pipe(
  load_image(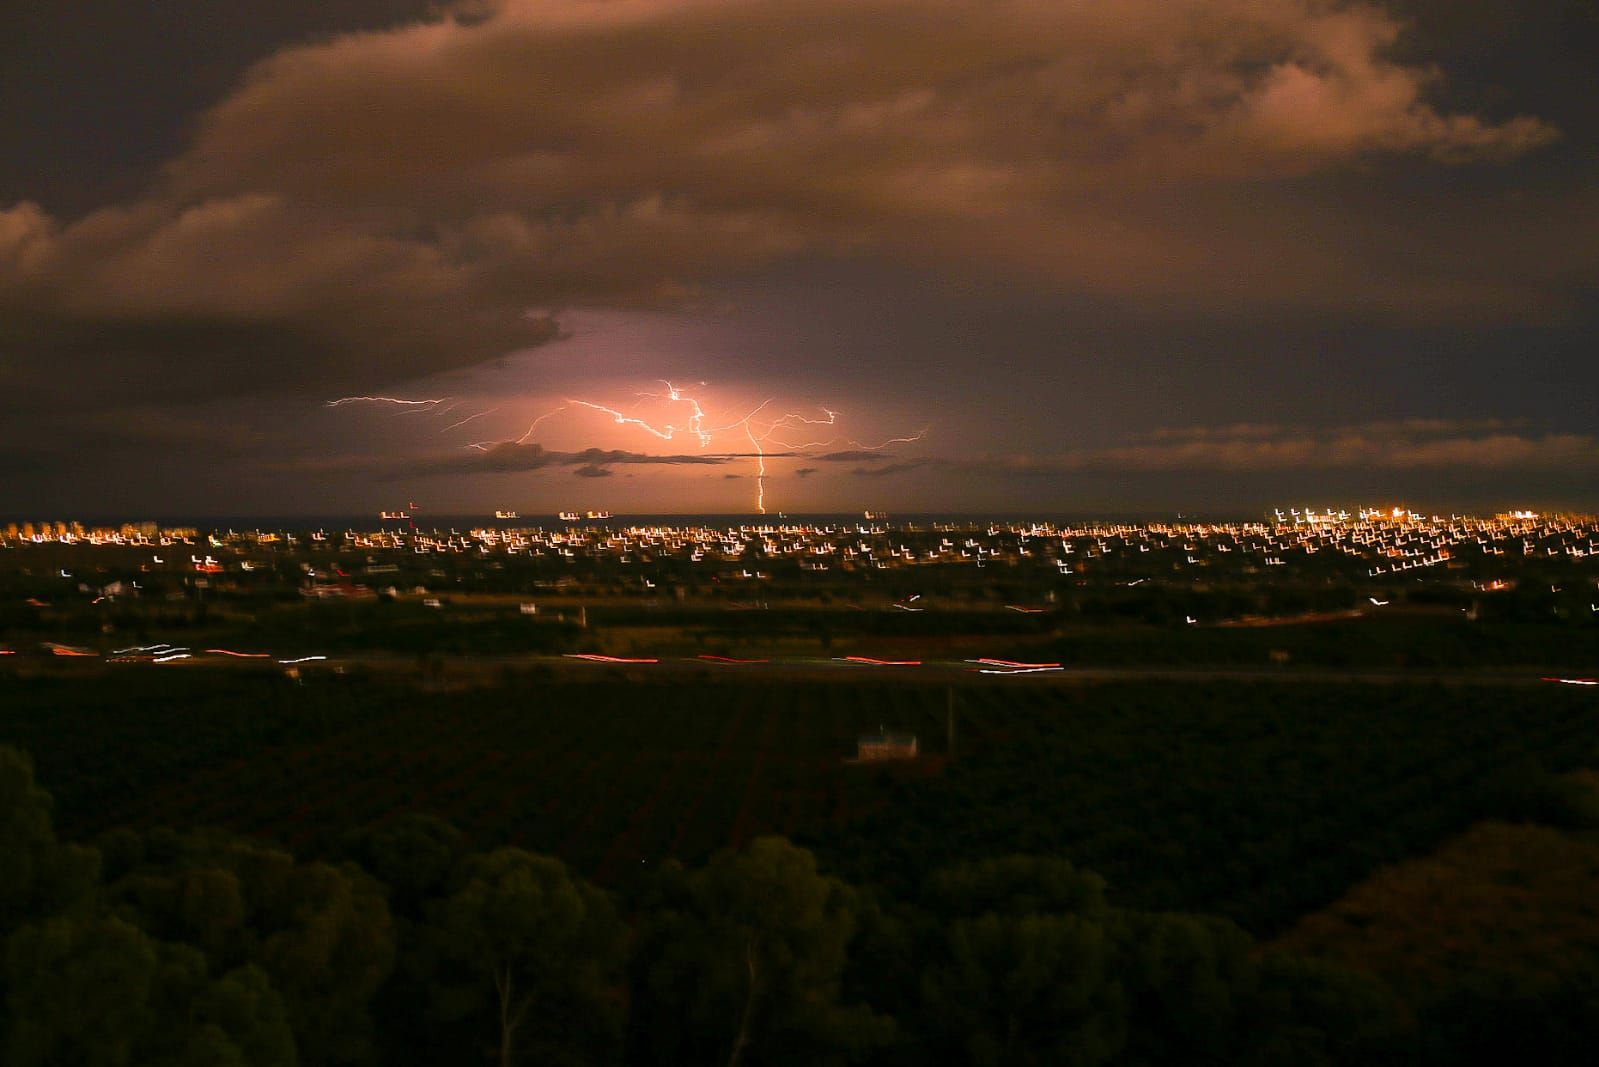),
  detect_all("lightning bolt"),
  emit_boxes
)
[558,383,924,514]
[850,428,930,449]
[327,382,926,514]
[326,396,448,408]
[566,399,682,441]
[439,407,499,433]
[515,404,568,444]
